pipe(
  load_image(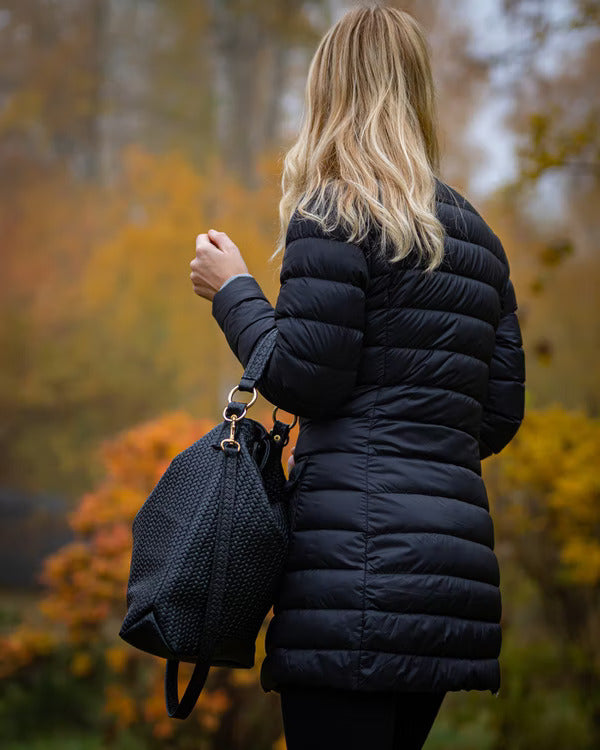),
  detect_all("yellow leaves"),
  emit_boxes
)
[231,666,260,687]
[519,102,600,182]
[529,112,551,150]
[70,650,94,677]
[549,424,600,583]
[561,539,600,585]
[104,685,137,729]
[491,405,600,586]
[533,338,554,367]
[78,144,284,413]
[2,144,286,493]
[538,239,574,268]
[0,626,56,679]
[105,645,129,675]
[0,87,44,135]
[499,406,589,490]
